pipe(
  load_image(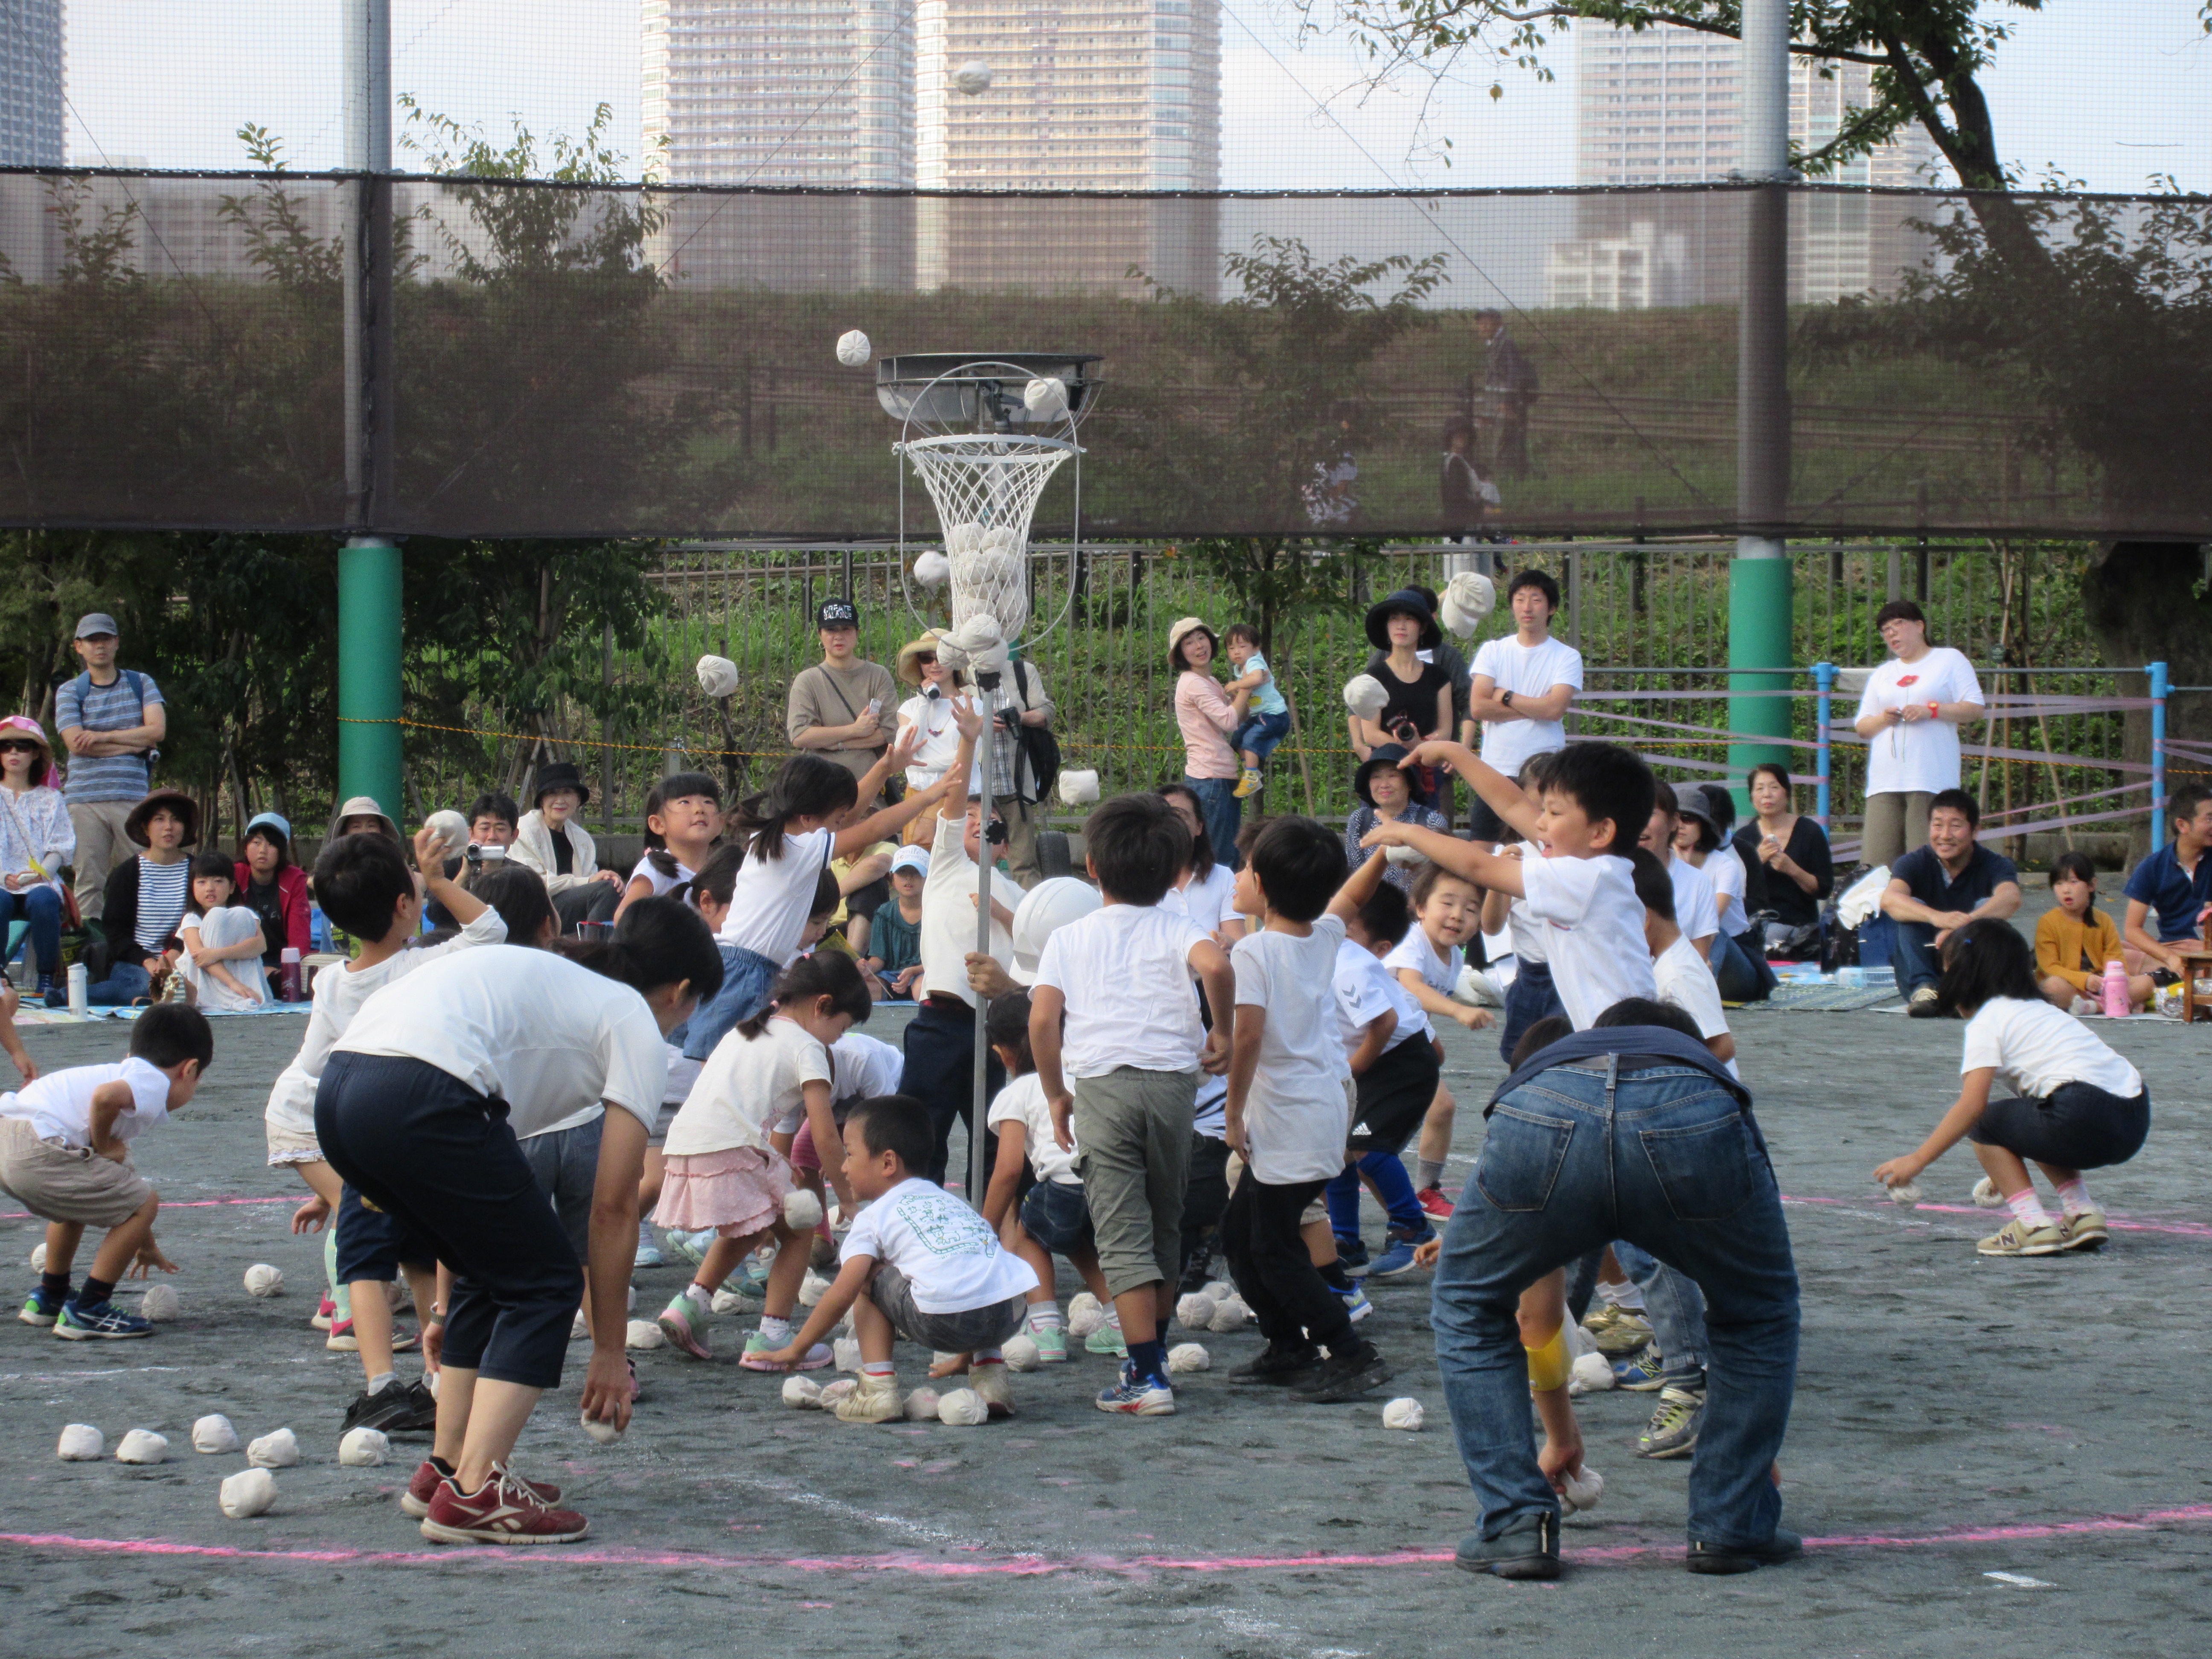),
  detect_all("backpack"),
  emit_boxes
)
[1011,660,1060,800]
[65,669,156,782]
